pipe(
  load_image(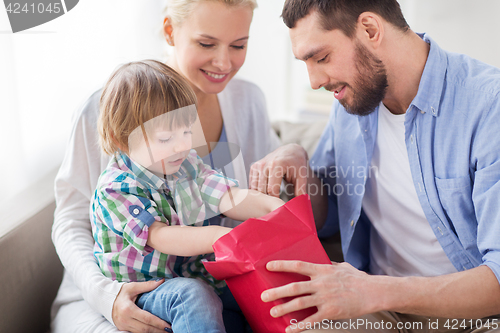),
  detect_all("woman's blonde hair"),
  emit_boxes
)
[164,0,258,26]
[98,60,197,155]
